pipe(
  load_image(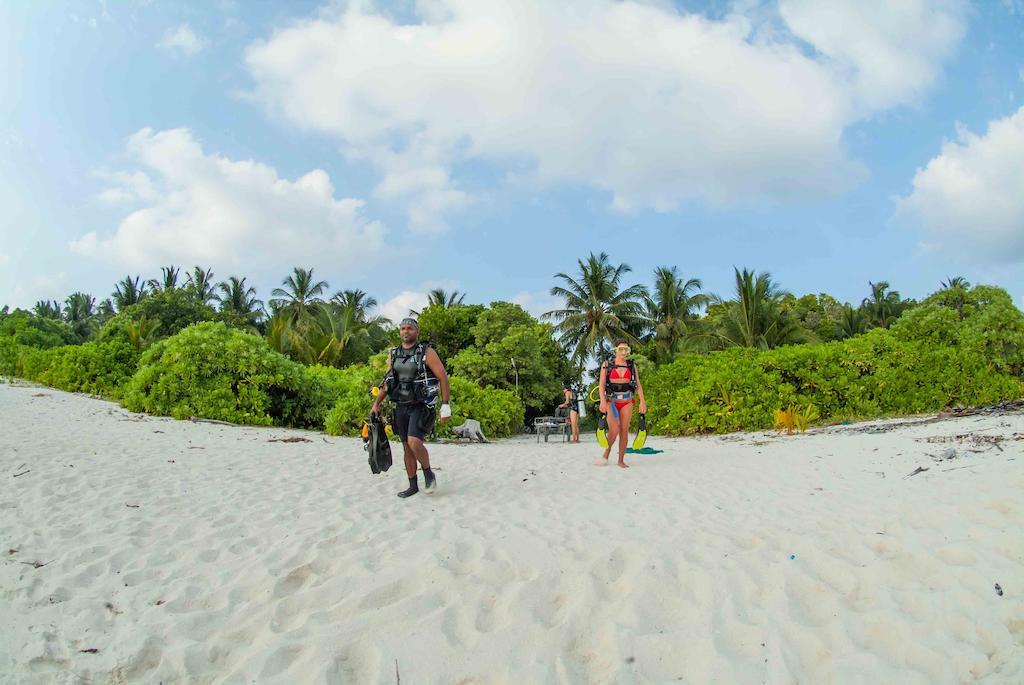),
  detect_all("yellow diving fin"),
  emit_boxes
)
[631,413,647,450]
[596,413,609,448]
